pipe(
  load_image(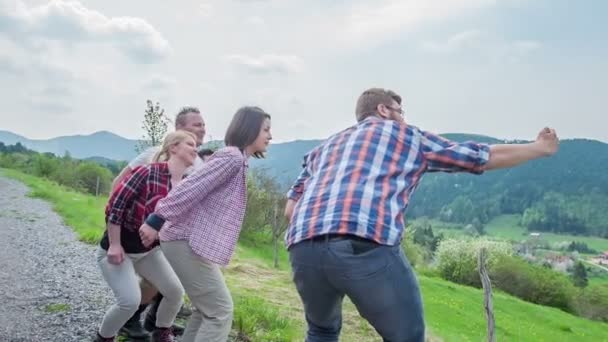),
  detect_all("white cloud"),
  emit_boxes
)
[199,2,214,17]
[0,50,76,85]
[27,97,73,114]
[225,54,303,75]
[422,30,483,52]
[338,0,493,47]
[422,30,541,63]
[142,75,177,91]
[37,84,72,97]
[0,0,171,63]
[497,40,541,63]
[0,53,23,75]
[232,0,272,3]
[511,40,541,54]
[246,15,265,26]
